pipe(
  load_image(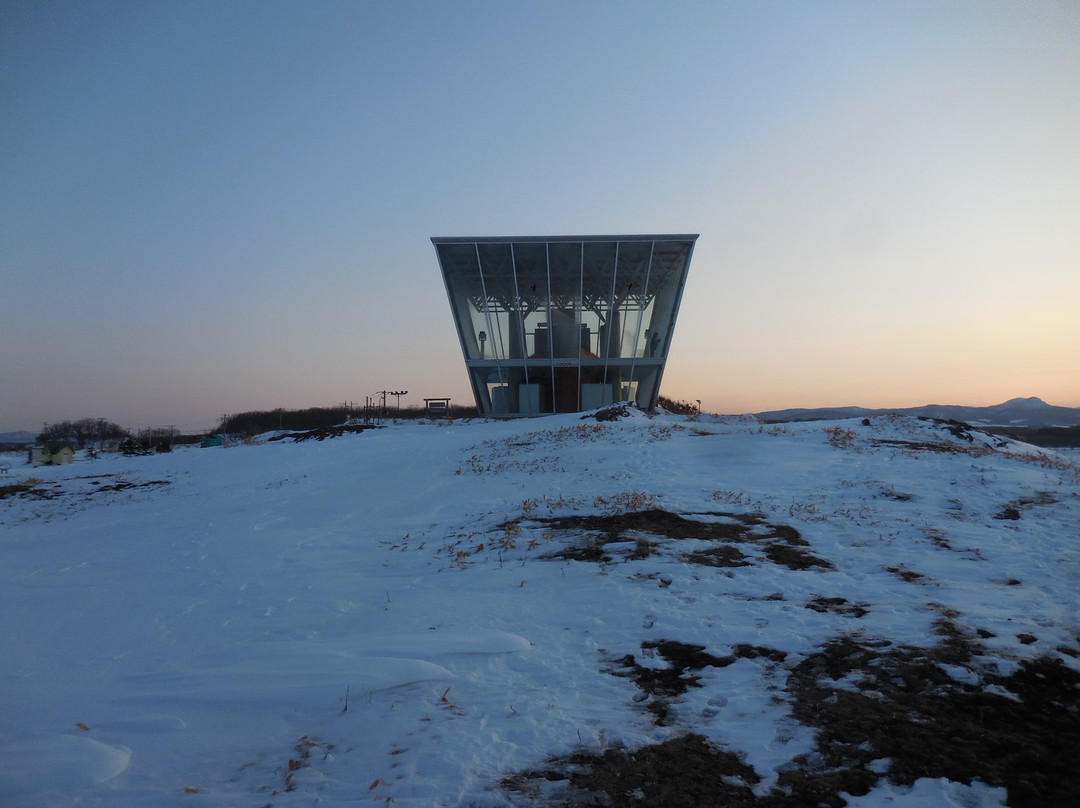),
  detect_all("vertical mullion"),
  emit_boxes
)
[545,242,555,413]
[576,240,584,411]
[626,240,655,400]
[474,243,504,413]
[602,241,620,388]
[510,243,529,388]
